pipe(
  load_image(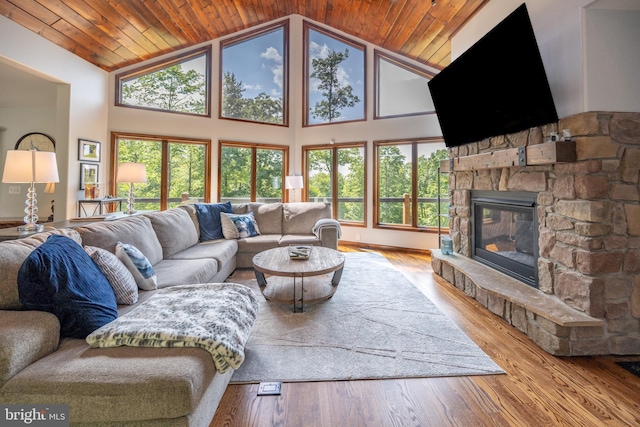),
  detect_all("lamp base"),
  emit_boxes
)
[17,223,44,232]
